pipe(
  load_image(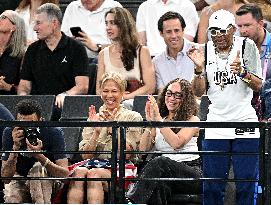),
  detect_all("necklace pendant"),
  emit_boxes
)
[219,81,225,91]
